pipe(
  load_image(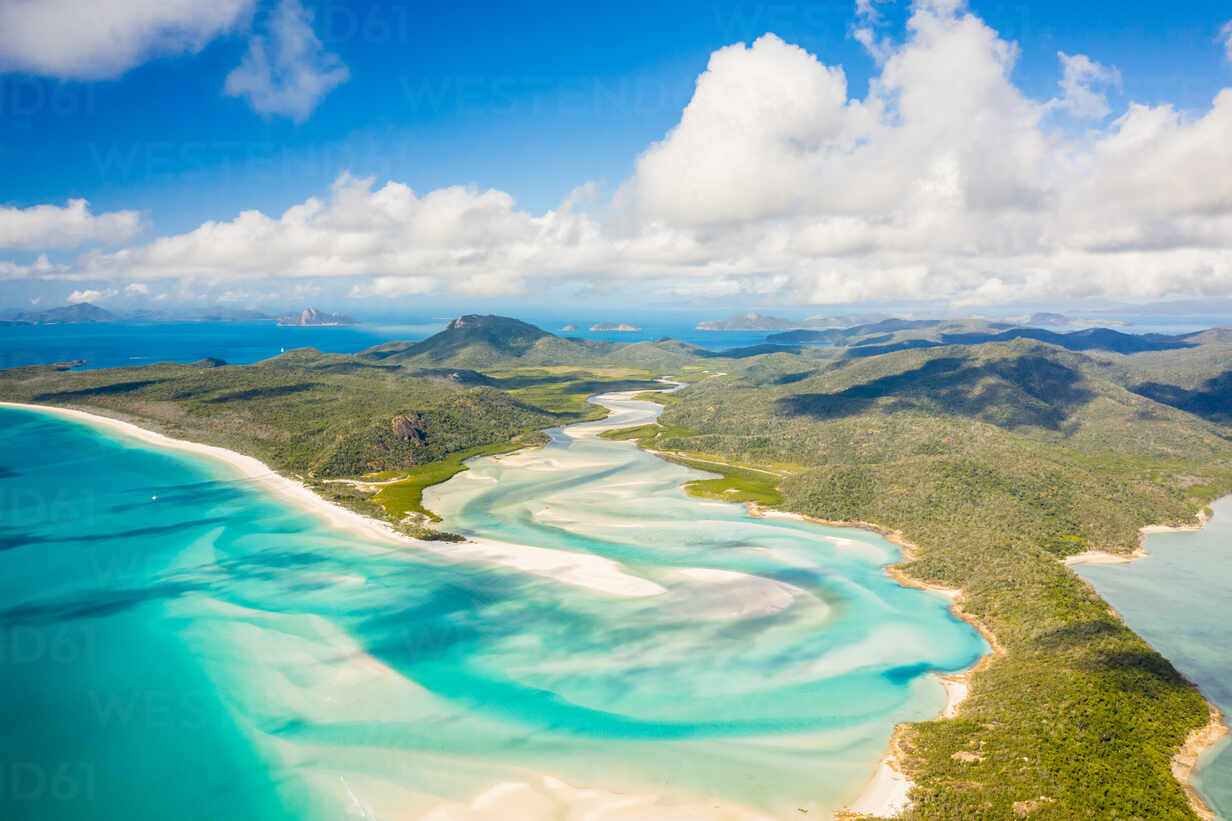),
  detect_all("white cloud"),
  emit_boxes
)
[1221,21,1232,63]
[224,0,349,122]
[12,2,1232,307]
[0,0,254,79]
[852,0,895,64]
[349,276,439,299]
[124,282,150,295]
[66,288,115,304]
[0,199,142,251]
[1053,52,1121,120]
